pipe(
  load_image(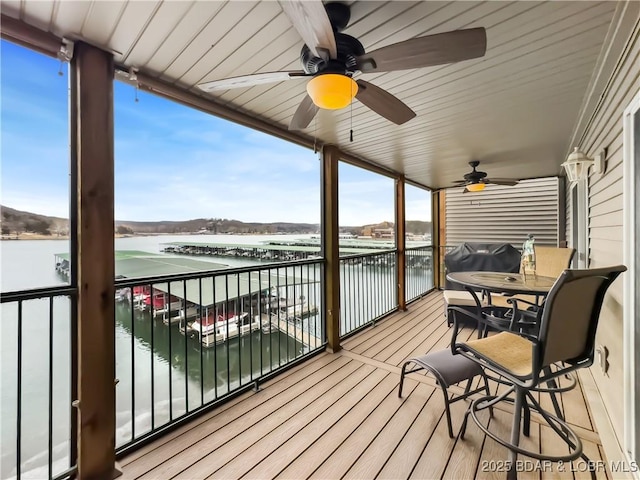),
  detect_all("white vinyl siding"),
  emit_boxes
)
[445,177,561,247]
[568,1,639,452]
